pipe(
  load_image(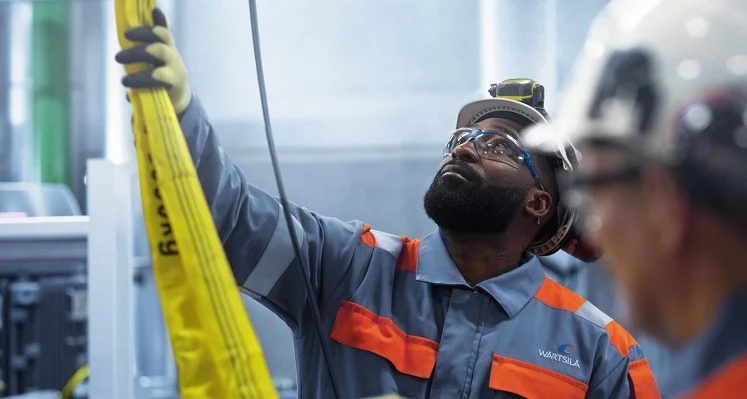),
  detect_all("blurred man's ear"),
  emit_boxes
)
[643,167,687,257]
